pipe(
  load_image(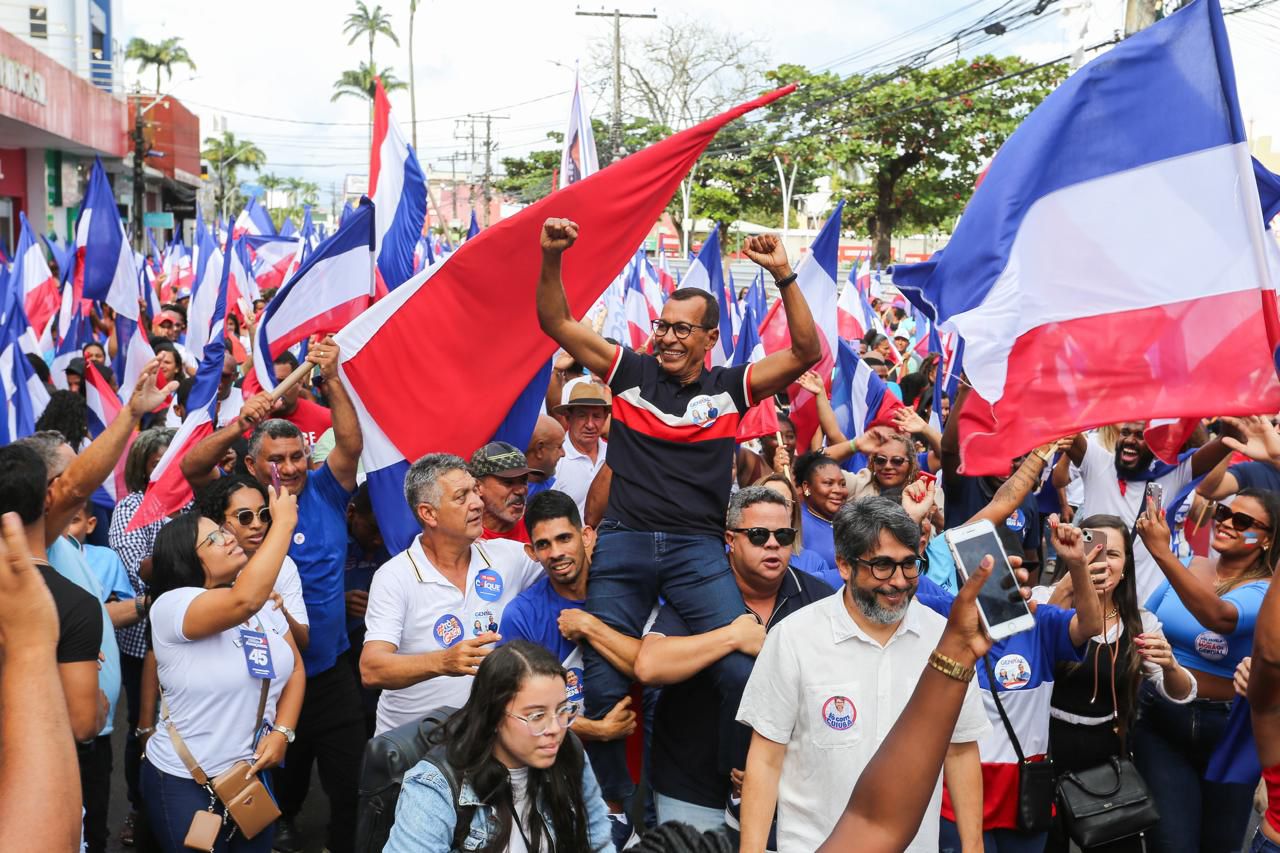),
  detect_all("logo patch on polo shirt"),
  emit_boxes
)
[822,696,856,731]
[995,653,1032,689]
[474,569,504,602]
[433,614,464,648]
[686,394,721,428]
[1195,631,1229,662]
[565,667,584,702]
